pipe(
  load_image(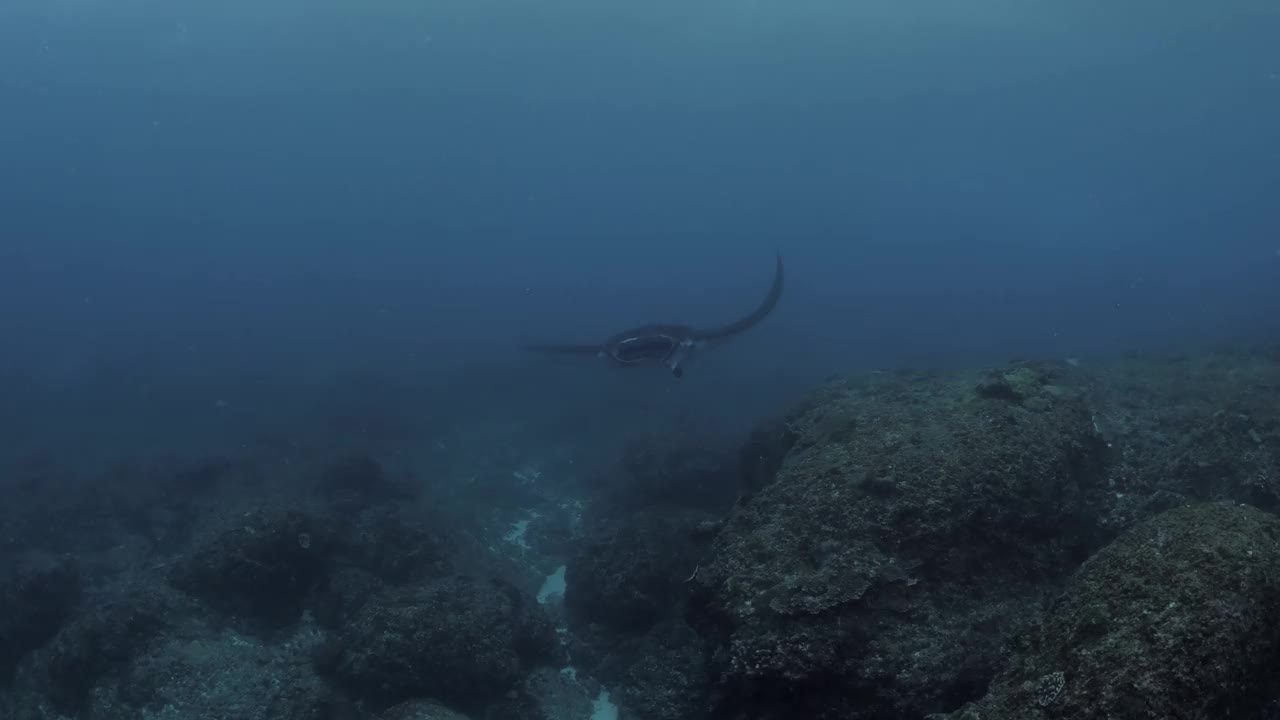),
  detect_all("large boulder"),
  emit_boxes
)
[1085,351,1280,527]
[339,508,454,585]
[114,624,344,720]
[168,510,337,628]
[39,587,173,714]
[940,501,1280,719]
[691,363,1108,719]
